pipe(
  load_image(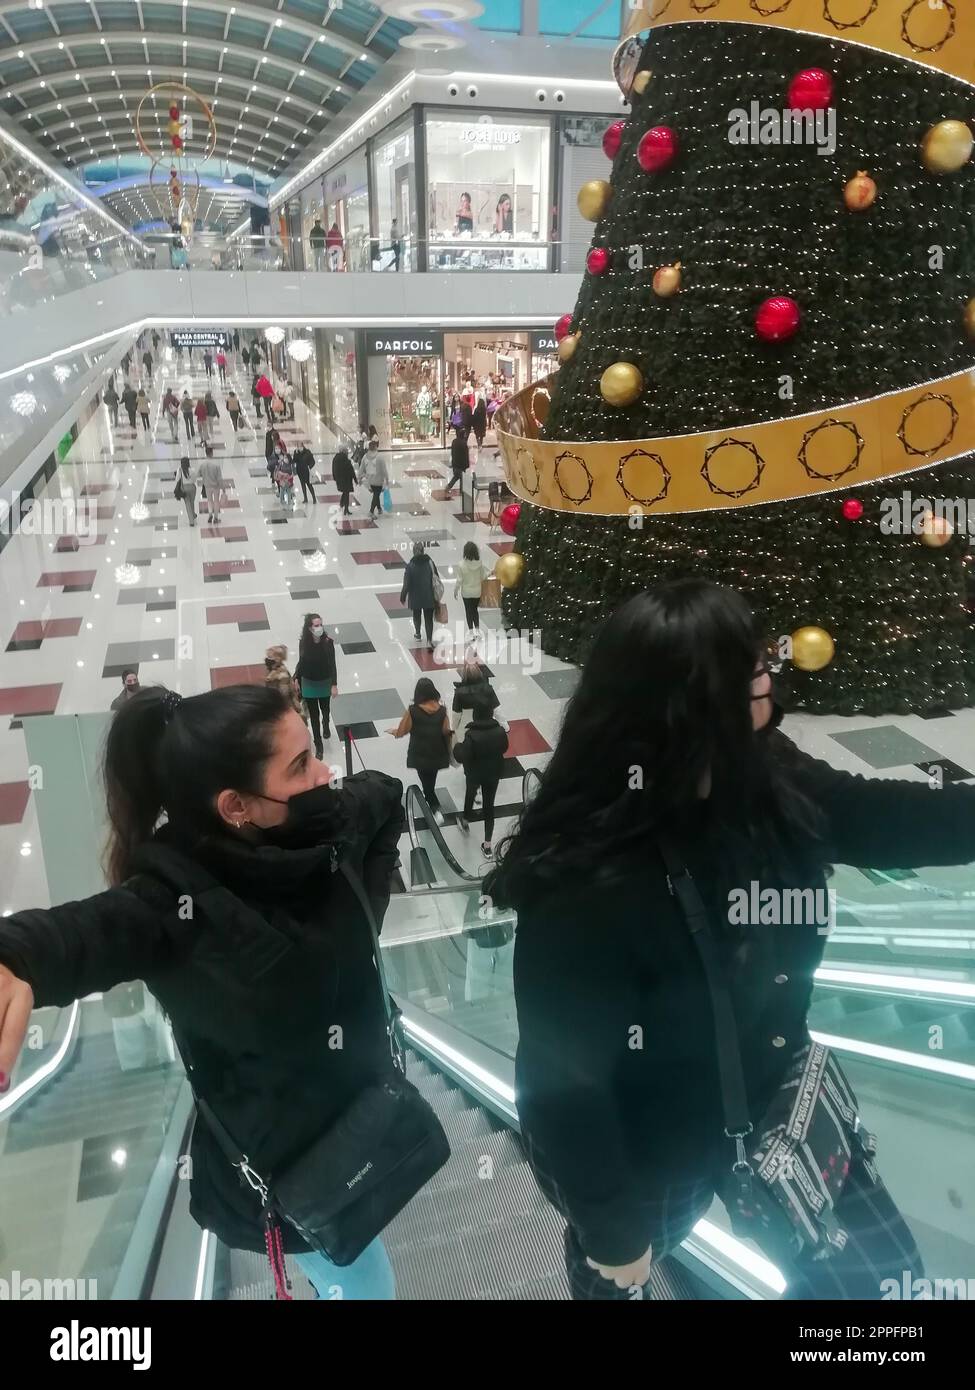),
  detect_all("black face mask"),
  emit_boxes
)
[260,782,347,850]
